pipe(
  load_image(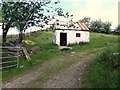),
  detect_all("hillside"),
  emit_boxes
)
[2,31,119,88]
